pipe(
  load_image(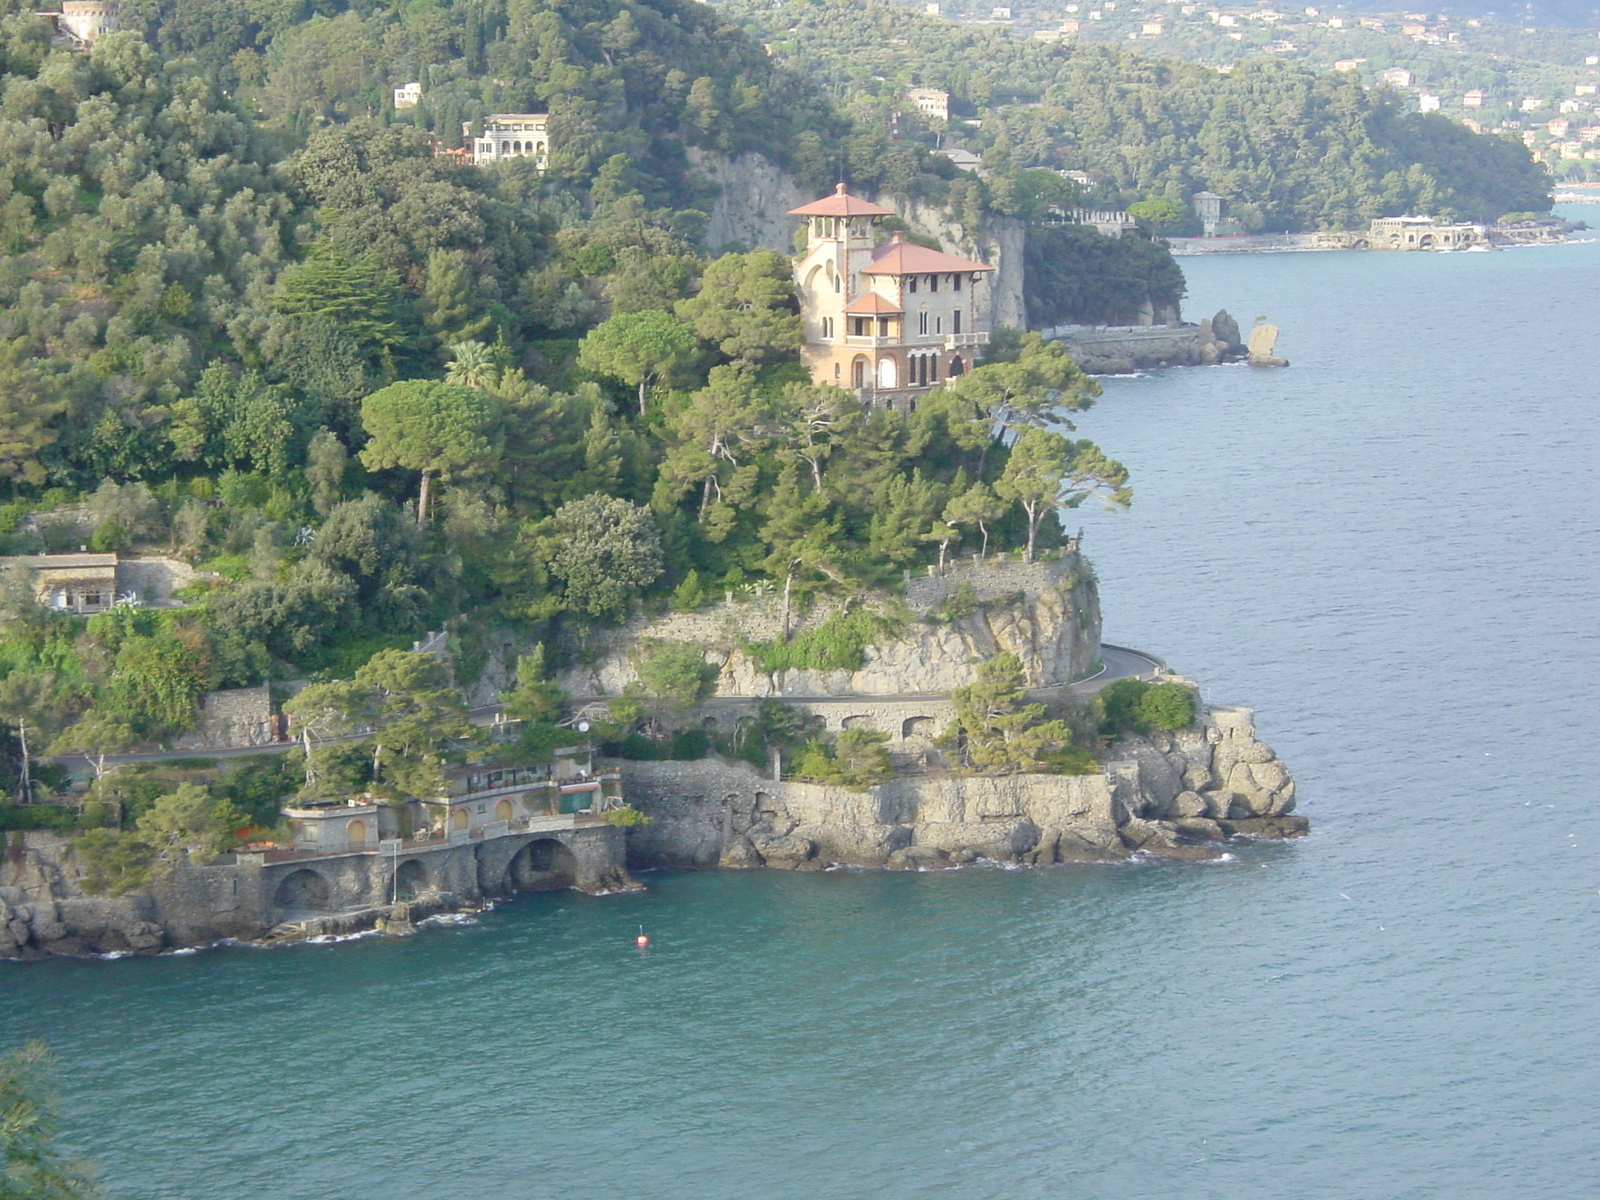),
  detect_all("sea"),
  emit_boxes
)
[2,218,1597,1200]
